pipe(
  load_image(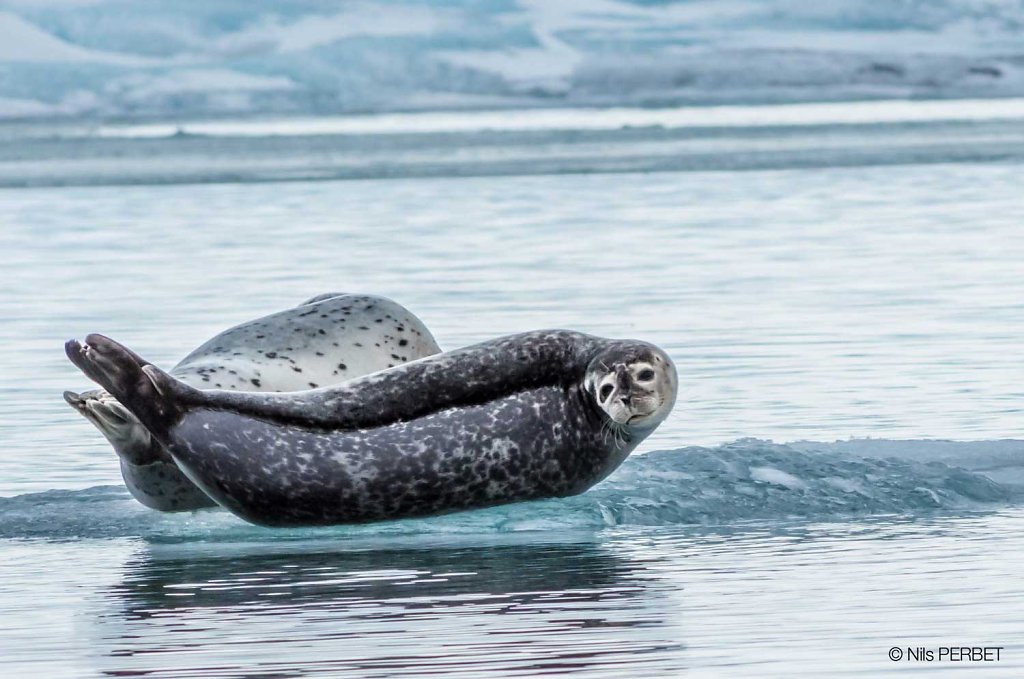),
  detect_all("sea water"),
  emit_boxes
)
[1,104,1022,677]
